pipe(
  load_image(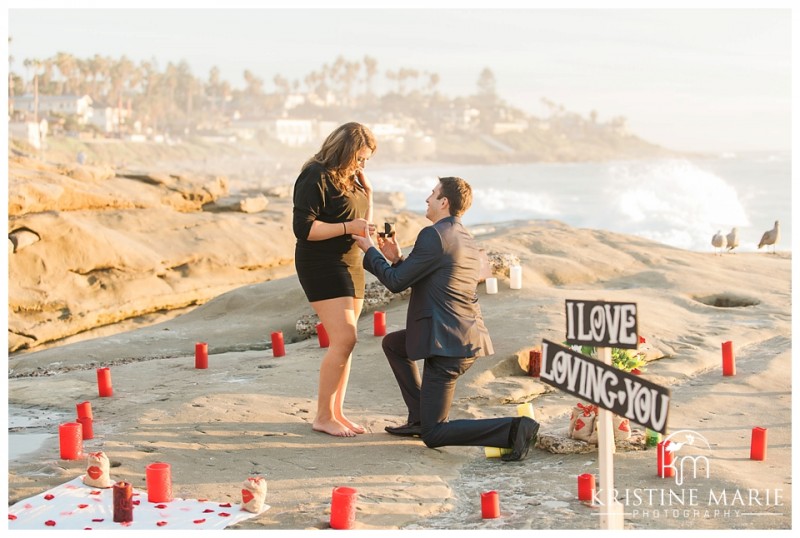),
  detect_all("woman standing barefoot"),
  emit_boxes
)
[292,122,376,437]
